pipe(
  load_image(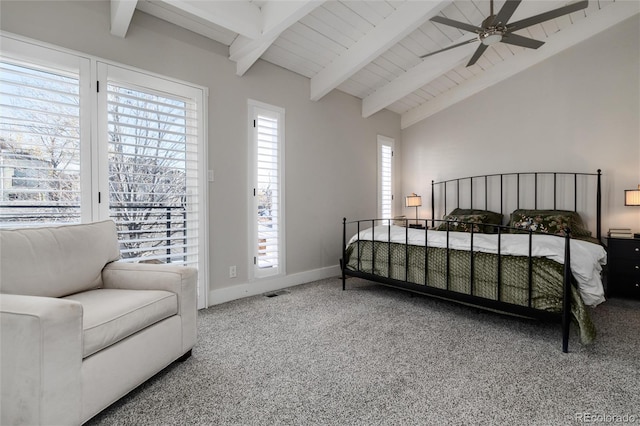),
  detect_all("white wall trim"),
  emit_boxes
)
[208,264,341,306]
